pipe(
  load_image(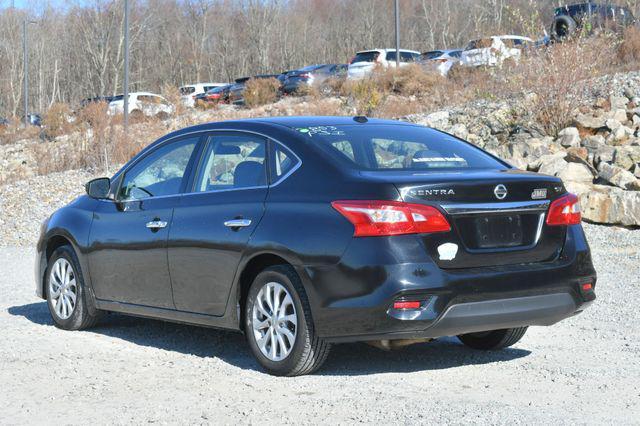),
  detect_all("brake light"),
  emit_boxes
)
[393,301,421,310]
[298,73,311,78]
[546,193,581,226]
[332,200,450,237]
